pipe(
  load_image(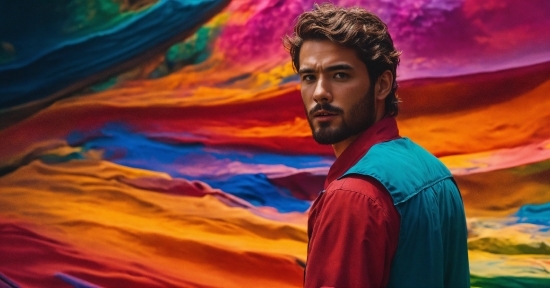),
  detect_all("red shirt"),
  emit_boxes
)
[305,117,401,288]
